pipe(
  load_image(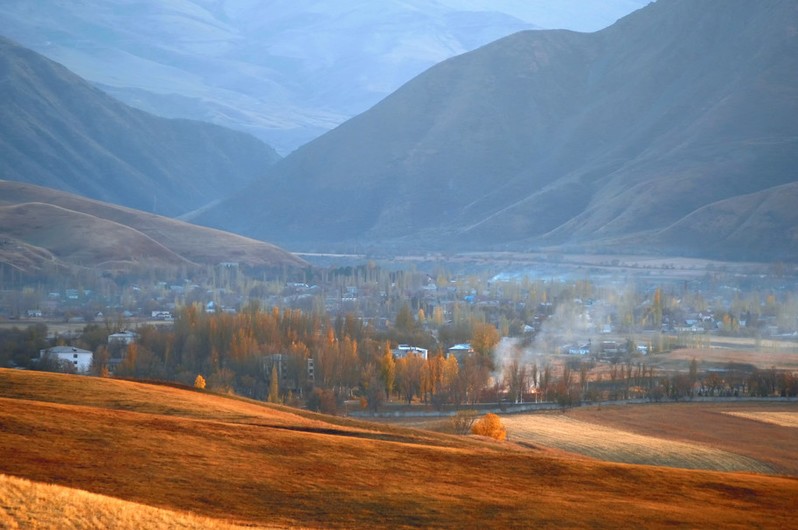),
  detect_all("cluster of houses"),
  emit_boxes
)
[38,329,139,374]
